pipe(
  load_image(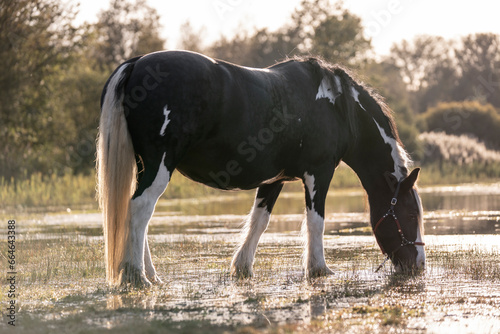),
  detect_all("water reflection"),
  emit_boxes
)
[154,184,500,235]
